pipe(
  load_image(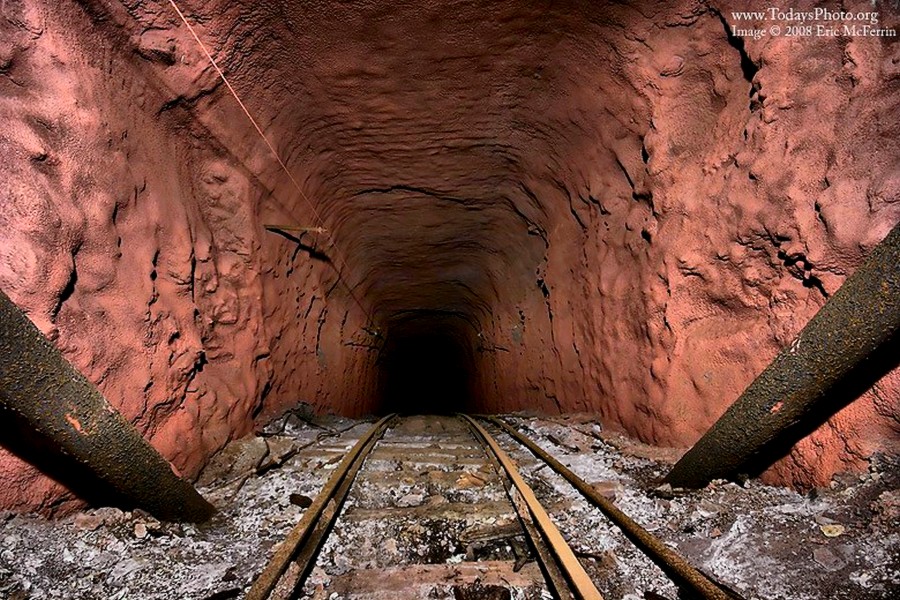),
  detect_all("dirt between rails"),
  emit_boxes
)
[0,412,896,599]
